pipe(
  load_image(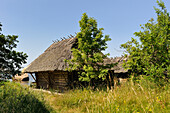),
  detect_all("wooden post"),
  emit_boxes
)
[30,73,36,81]
[48,74,51,89]
[108,71,112,88]
[47,72,55,89]
[35,73,39,88]
[110,70,114,89]
[106,77,110,91]
[110,71,117,88]
[41,73,50,89]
